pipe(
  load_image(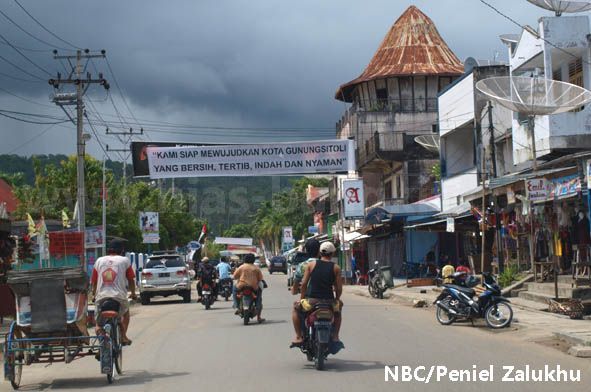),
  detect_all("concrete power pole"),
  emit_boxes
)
[49,49,110,269]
